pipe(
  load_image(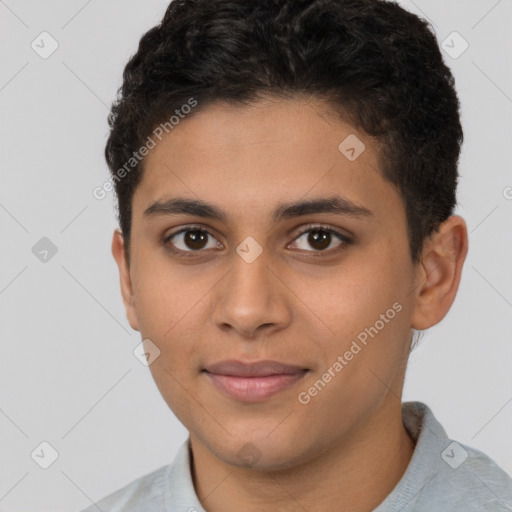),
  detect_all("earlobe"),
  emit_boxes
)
[111,229,139,332]
[411,216,468,330]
